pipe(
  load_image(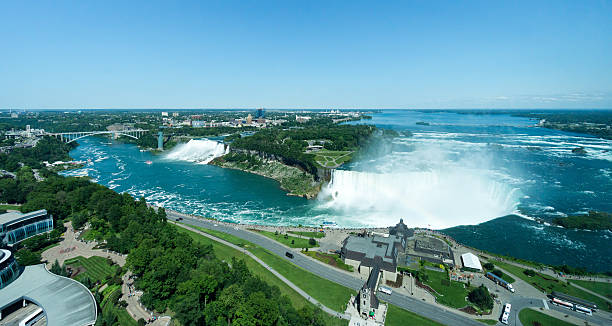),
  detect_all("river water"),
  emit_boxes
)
[61,110,612,271]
